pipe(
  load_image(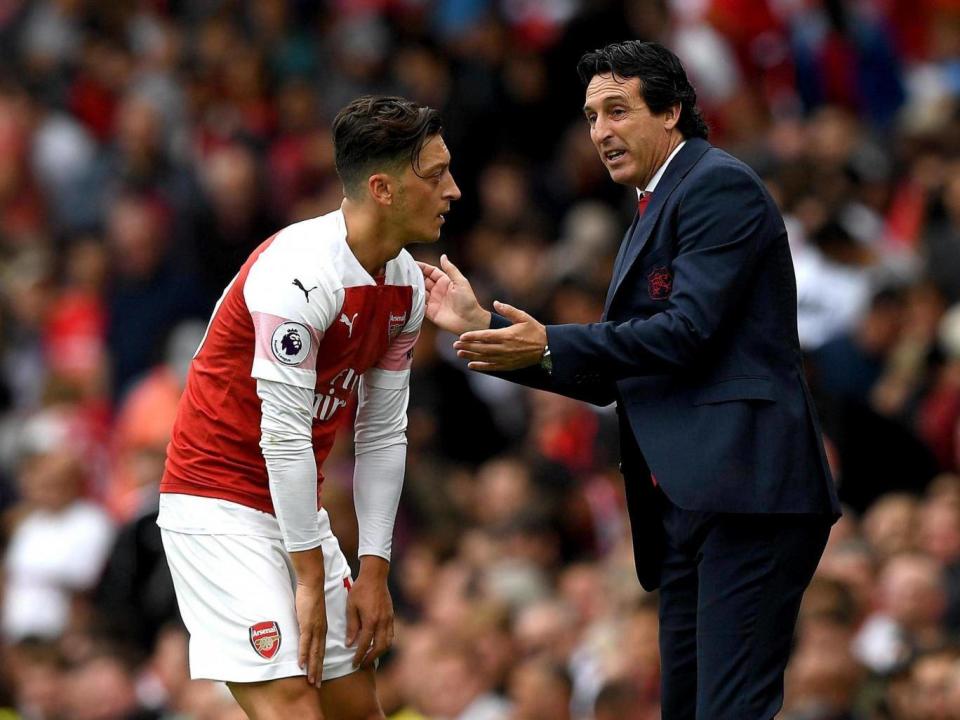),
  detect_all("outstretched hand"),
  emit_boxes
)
[454,300,547,372]
[417,254,491,335]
